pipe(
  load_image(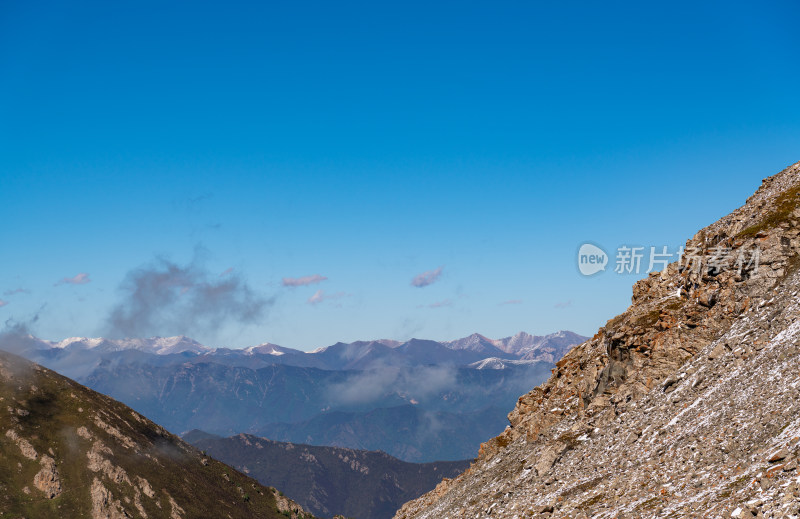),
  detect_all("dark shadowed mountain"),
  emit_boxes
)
[187,431,471,519]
